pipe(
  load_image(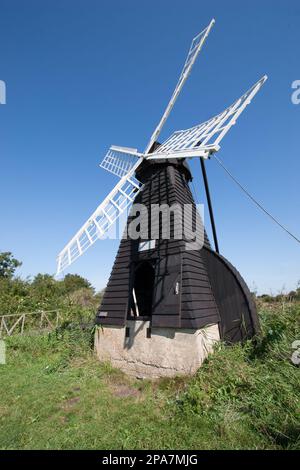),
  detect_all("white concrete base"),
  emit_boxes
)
[94,320,220,379]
